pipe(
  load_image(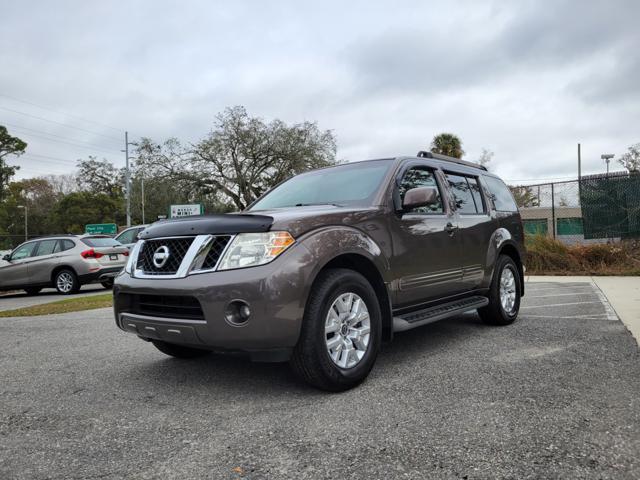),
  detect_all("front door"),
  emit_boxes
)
[0,242,37,288]
[389,165,462,308]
